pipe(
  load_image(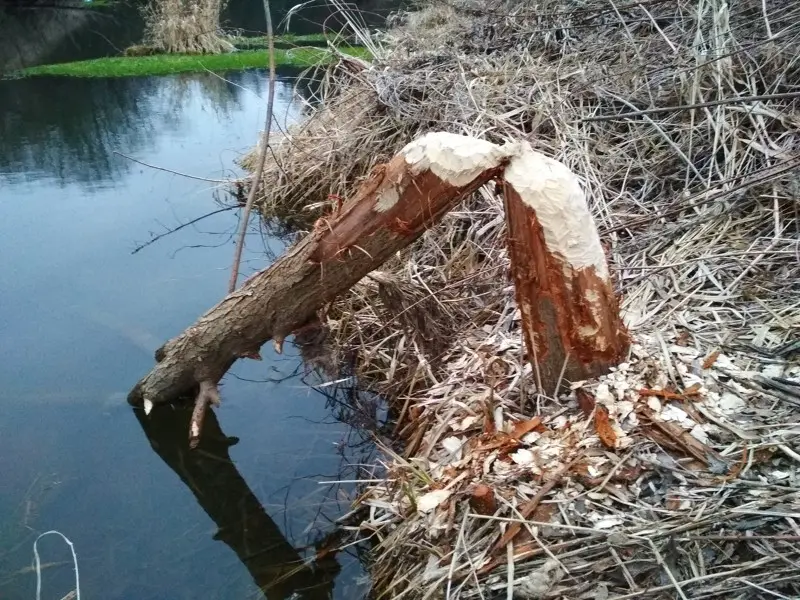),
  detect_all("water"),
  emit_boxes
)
[0,70,376,599]
[0,0,404,72]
